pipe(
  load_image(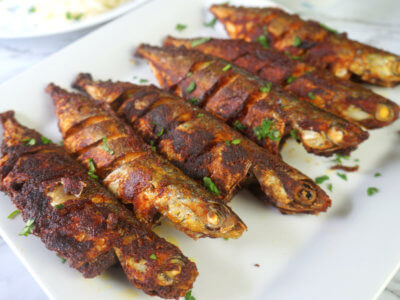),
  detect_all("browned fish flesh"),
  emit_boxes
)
[46,84,246,240]
[135,44,369,157]
[164,36,399,129]
[0,111,198,299]
[72,73,332,214]
[210,4,400,87]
